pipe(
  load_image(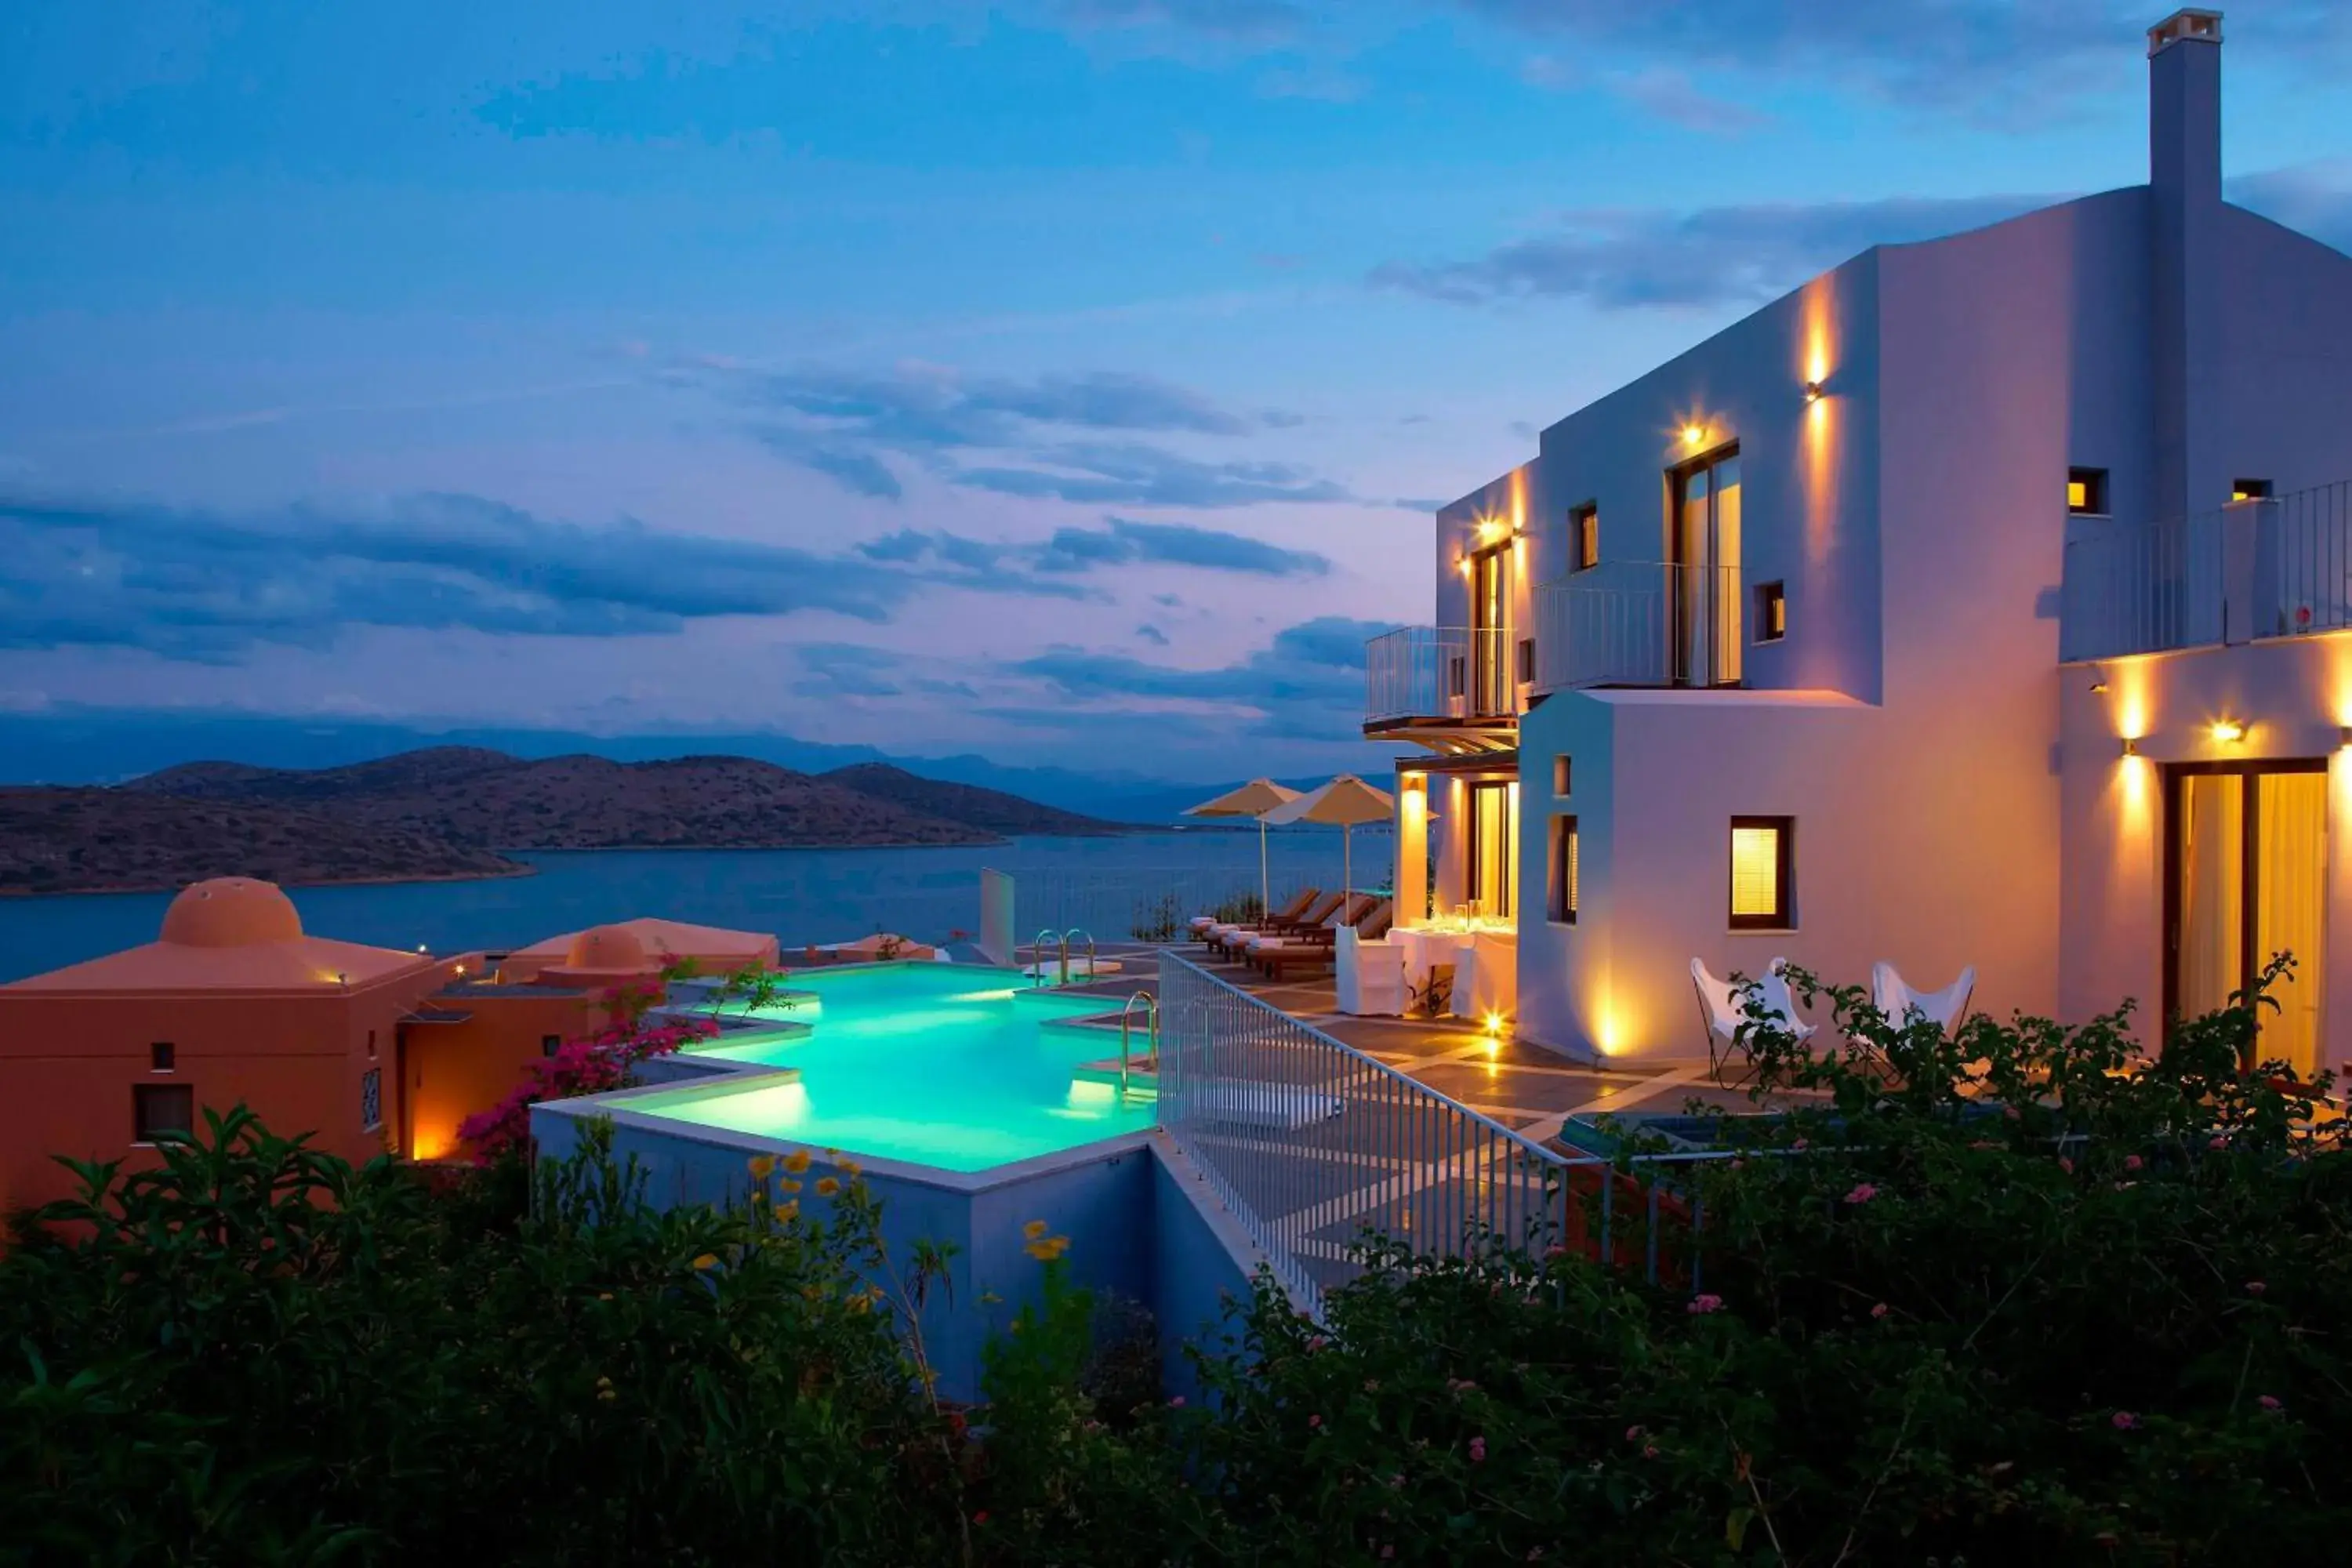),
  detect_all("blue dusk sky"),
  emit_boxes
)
[5,1,2352,782]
